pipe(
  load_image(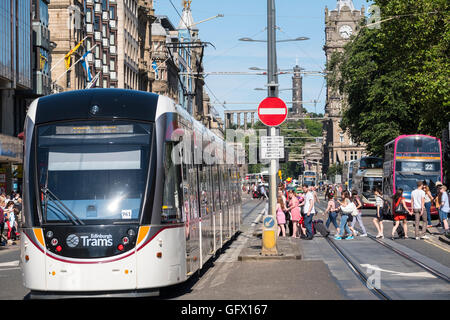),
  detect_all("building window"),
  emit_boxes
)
[109,33,115,45]
[102,51,107,64]
[102,23,107,37]
[66,70,71,88]
[103,78,108,88]
[339,133,344,143]
[94,15,100,31]
[86,9,92,23]
[94,46,100,59]
[110,58,115,71]
[109,6,115,19]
